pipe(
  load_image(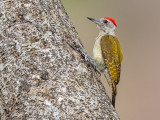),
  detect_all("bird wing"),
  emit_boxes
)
[100,35,123,84]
